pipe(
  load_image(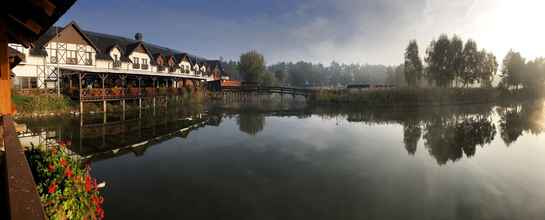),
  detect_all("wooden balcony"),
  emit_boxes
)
[113,60,122,68]
[77,87,188,100]
[132,63,140,69]
[141,64,149,70]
